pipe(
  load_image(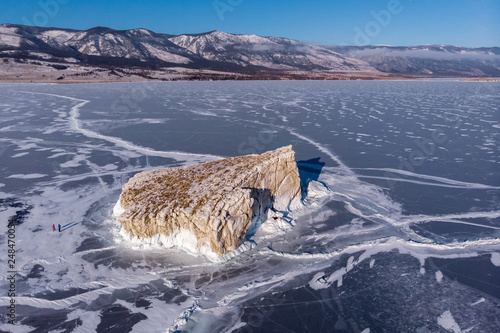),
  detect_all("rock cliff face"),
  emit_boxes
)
[115,146,301,257]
